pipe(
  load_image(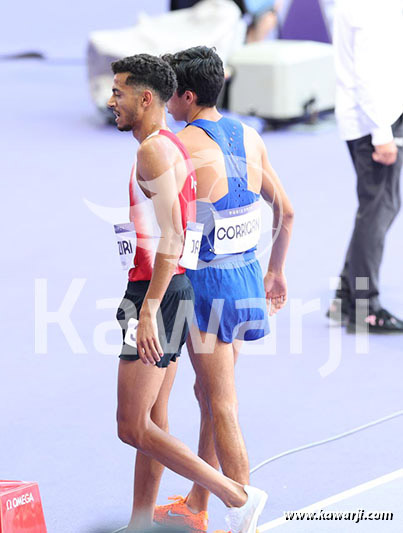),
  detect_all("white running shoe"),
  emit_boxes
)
[225,485,268,533]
